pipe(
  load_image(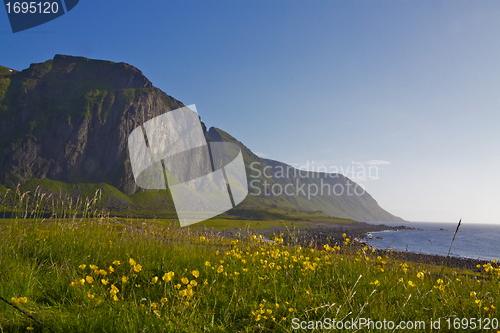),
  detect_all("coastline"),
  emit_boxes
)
[370,249,491,272]
[216,221,494,271]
